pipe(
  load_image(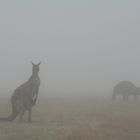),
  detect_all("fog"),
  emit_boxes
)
[0,1,140,97]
